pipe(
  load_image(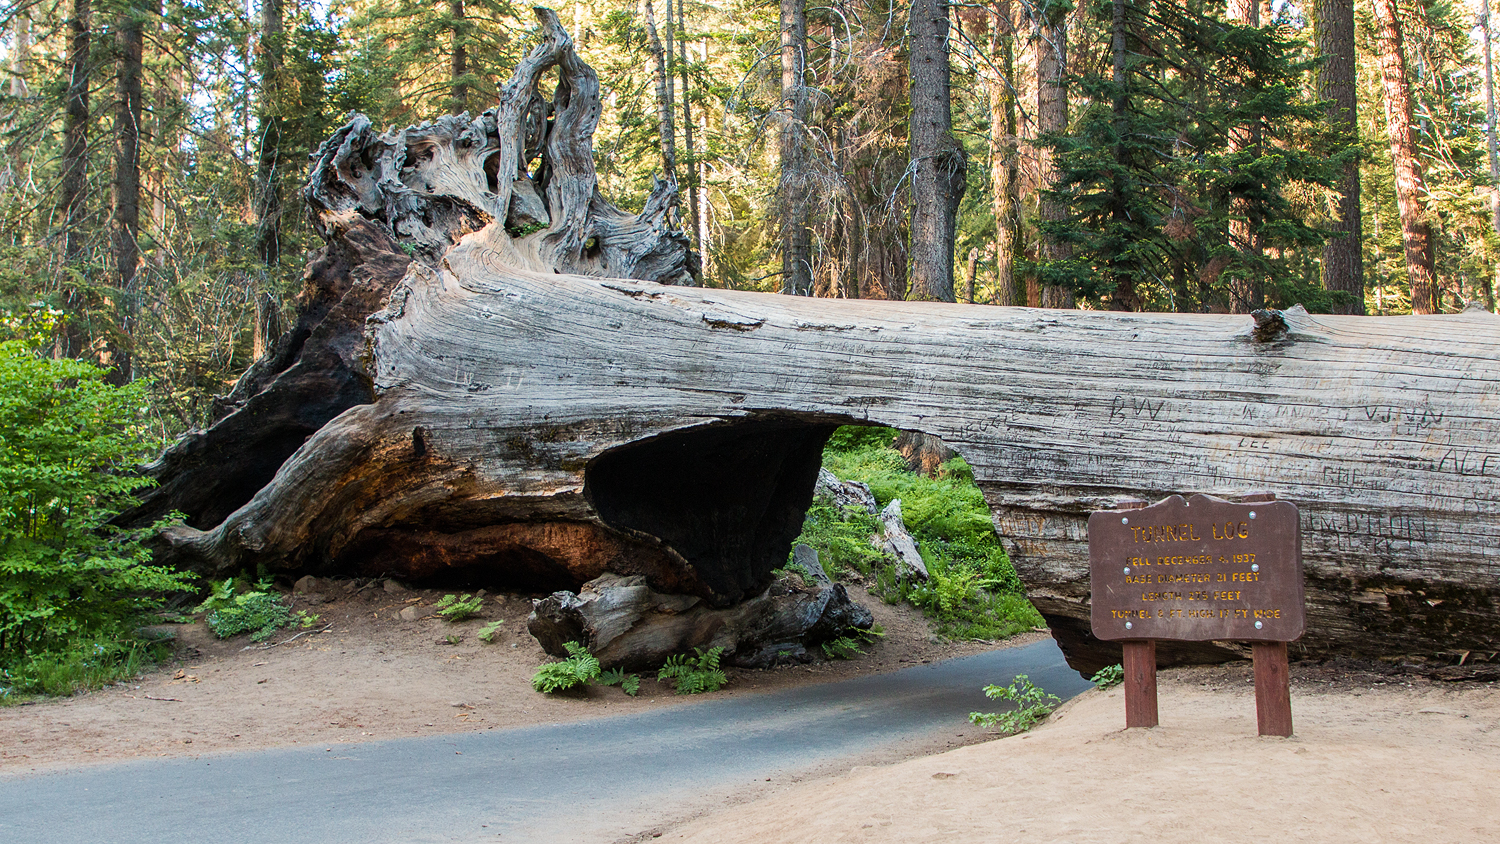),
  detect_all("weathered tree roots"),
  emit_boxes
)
[528,573,873,670]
